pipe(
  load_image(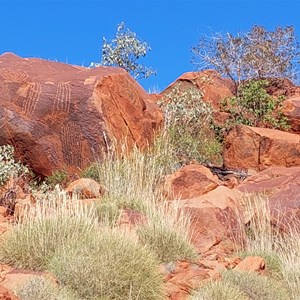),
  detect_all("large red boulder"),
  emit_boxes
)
[176,186,244,255]
[163,164,219,200]
[237,166,300,229]
[224,125,300,171]
[0,53,163,176]
[282,96,300,133]
[161,70,235,109]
